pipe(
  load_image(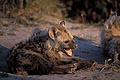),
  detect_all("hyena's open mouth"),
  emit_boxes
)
[64,48,72,56]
